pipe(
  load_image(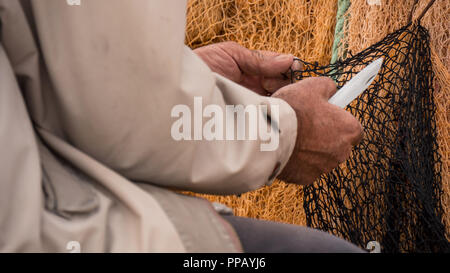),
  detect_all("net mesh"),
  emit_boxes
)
[339,0,450,243]
[186,0,337,66]
[295,22,448,253]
